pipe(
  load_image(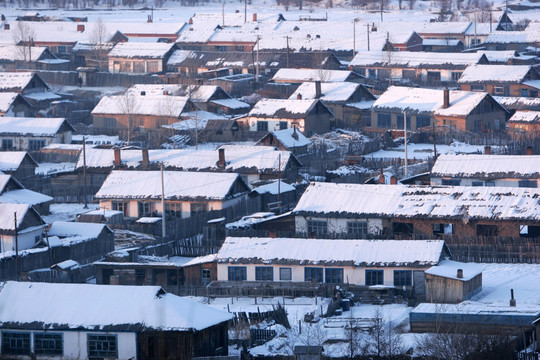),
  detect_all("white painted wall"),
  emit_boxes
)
[0,227,42,253]
[246,116,305,133]
[295,216,383,237]
[431,176,540,187]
